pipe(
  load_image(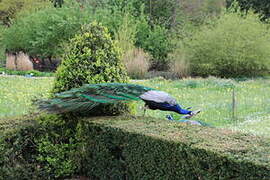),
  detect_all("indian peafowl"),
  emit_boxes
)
[37,83,200,118]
